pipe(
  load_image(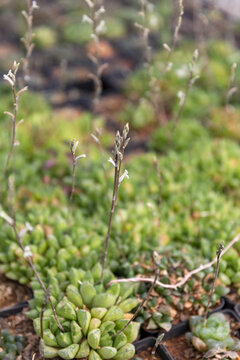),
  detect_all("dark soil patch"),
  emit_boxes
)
[225,289,240,305]
[135,348,161,359]
[0,274,31,309]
